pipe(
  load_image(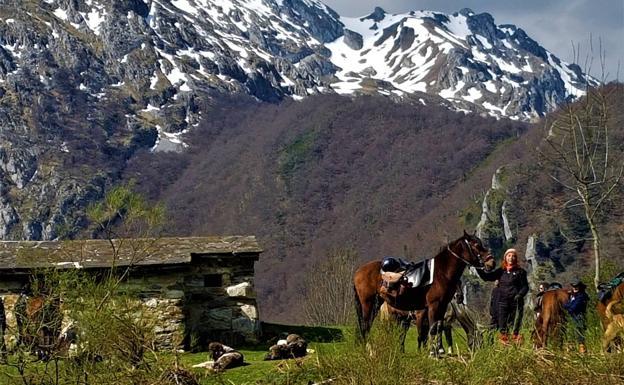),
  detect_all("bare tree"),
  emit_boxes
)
[302,248,359,326]
[540,85,624,289]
